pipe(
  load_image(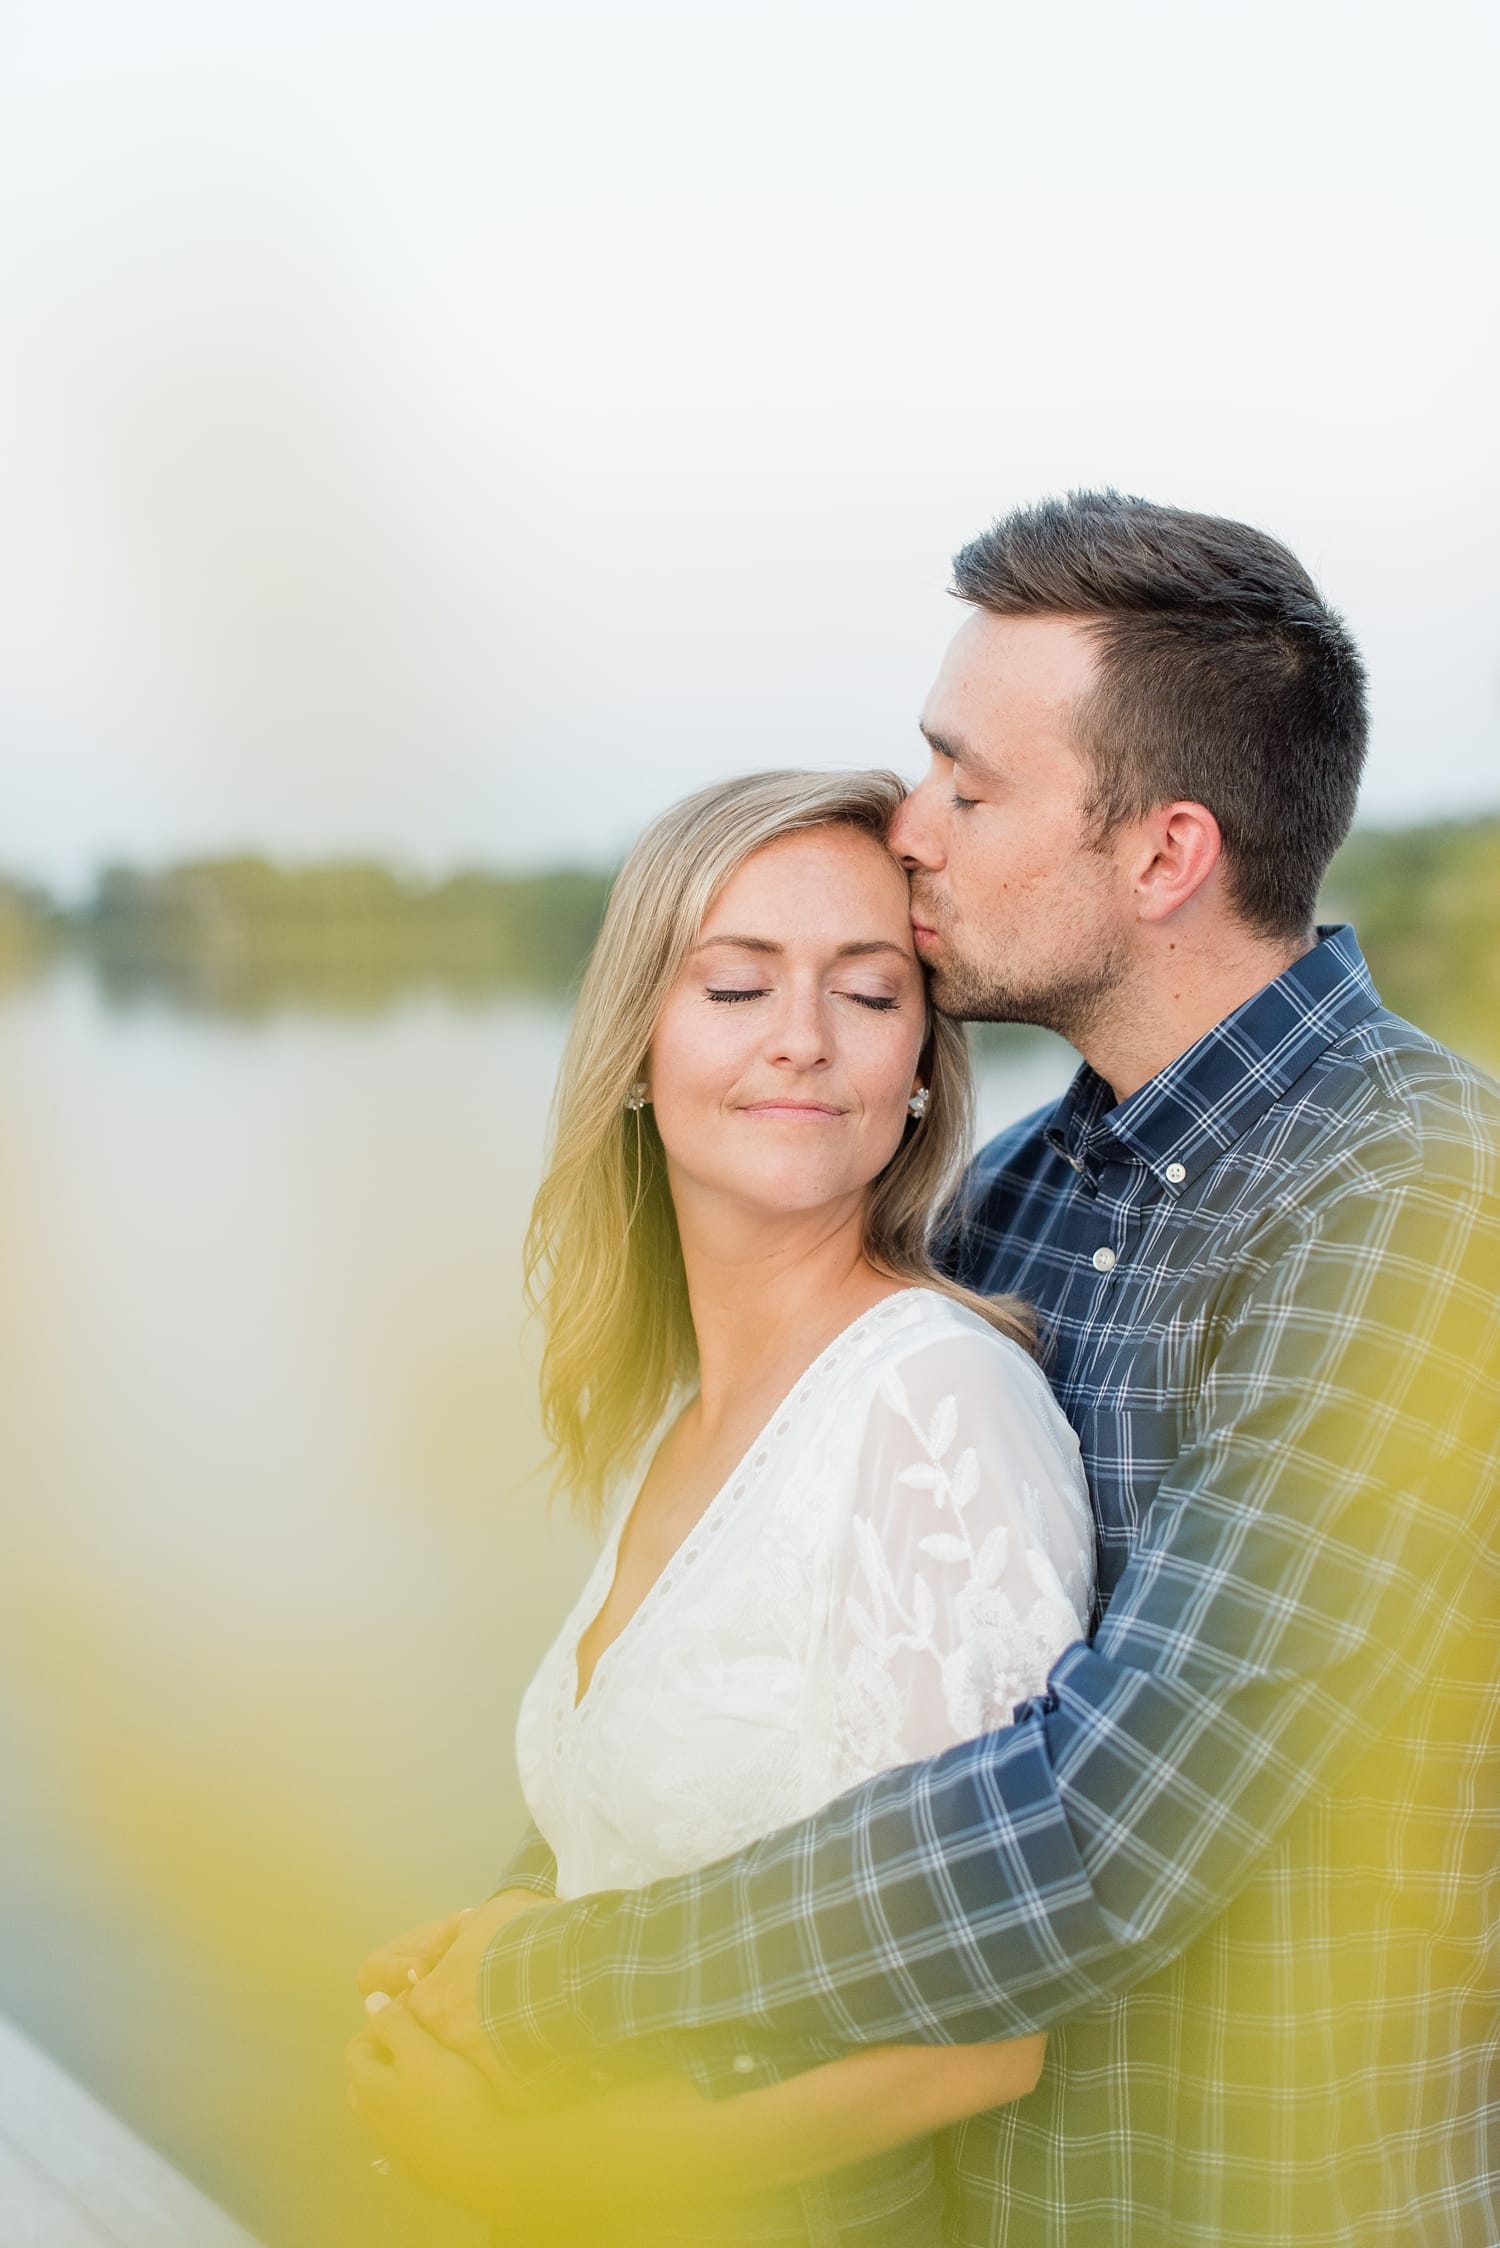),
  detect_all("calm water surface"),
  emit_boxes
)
[0,961,1075,2248]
